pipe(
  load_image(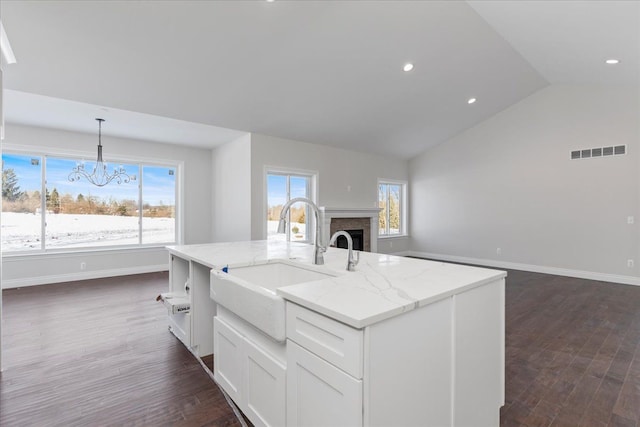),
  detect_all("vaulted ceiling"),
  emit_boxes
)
[2,1,638,159]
